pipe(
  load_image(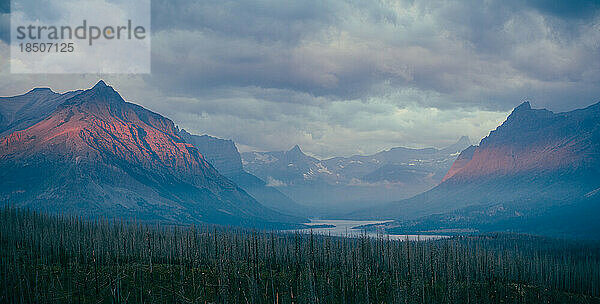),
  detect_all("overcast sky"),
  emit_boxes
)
[1,0,599,158]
